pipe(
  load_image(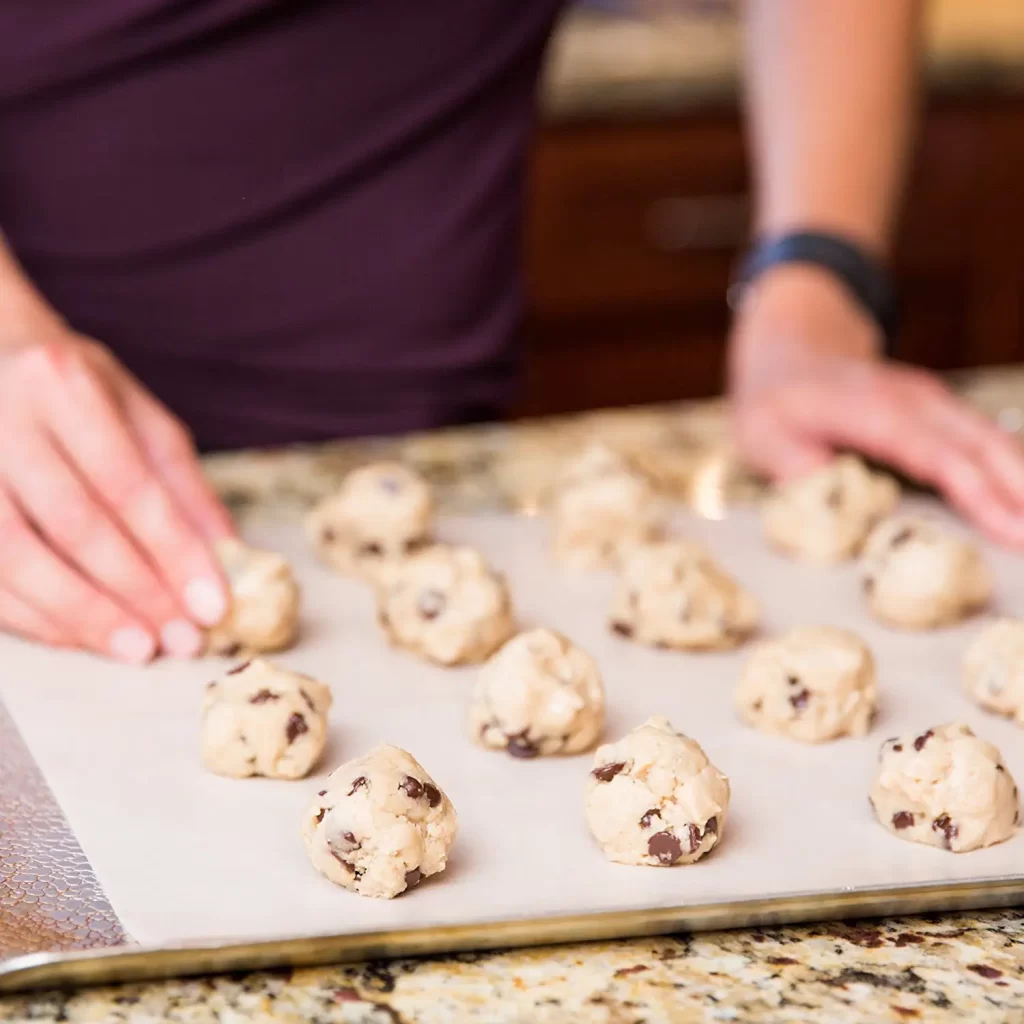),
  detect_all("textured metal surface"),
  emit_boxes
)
[0,700,126,958]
